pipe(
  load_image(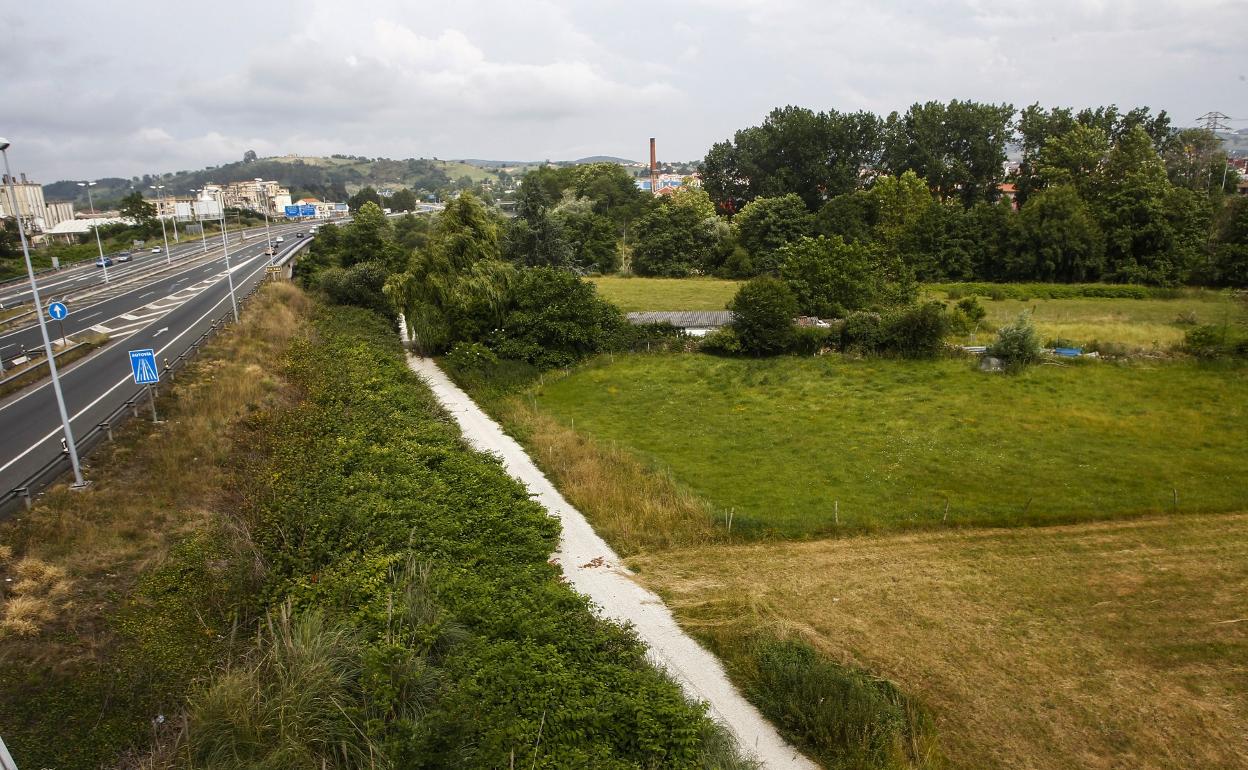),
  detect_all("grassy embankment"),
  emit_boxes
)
[450,297,1248,768]
[0,281,311,768]
[1,288,751,769]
